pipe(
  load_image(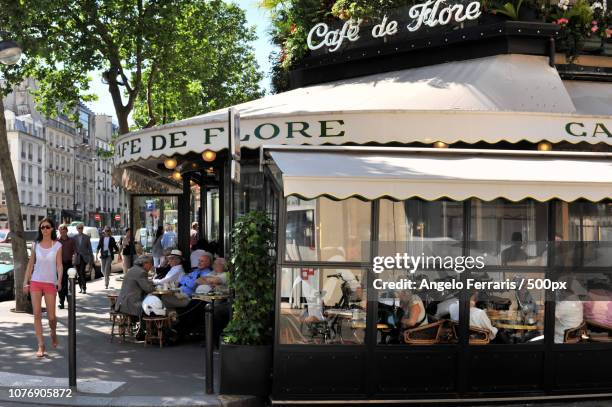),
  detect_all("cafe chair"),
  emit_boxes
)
[110,312,135,343]
[450,321,491,345]
[142,315,172,348]
[563,321,588,343]
[404,319,455,345]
